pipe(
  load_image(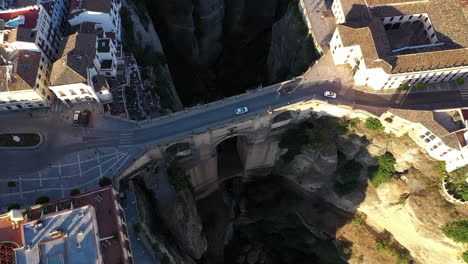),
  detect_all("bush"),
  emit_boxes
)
[399,83,411,90]
[69,189,80,196]
[7,181,16,187]
[168,162,190,191]
[456,77,465,86]
[365,118,384,131]
[7,203,20,210]
[333,152,363,196]
[375,238,411,264]
[99,177,112,187]
[35,196,50,205]
[462,251,468,263]
[369,152,397,187]
[415,82,427,89]
[442,220,468,242]
[161,255,171,264]
[133,222,141,233]
[434,161,447,177]
[352,215,365,227]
